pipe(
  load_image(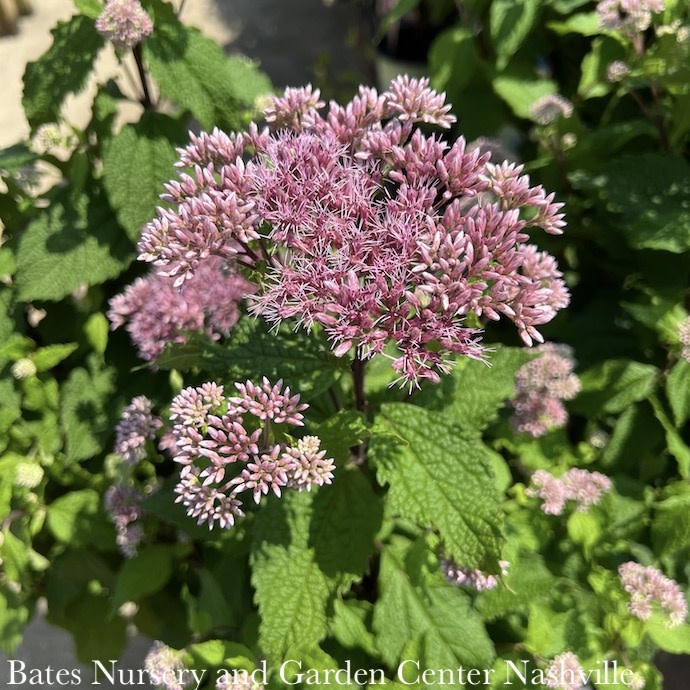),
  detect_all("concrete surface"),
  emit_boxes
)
[0,0,366,148]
